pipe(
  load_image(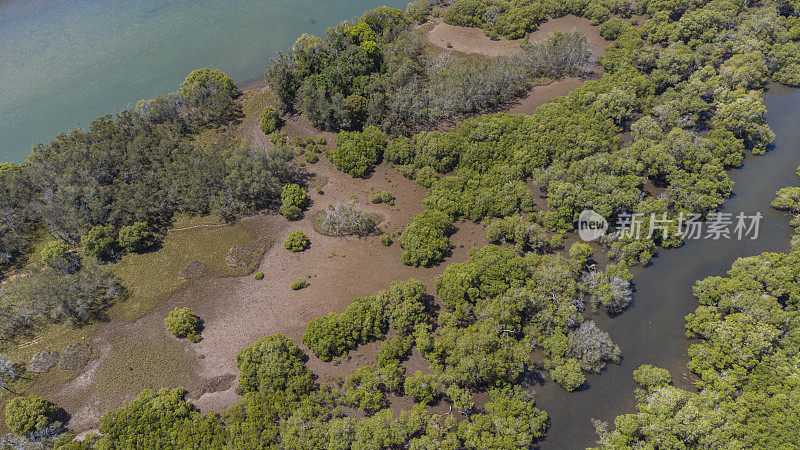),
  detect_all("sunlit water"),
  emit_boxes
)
[0,0,406,162]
